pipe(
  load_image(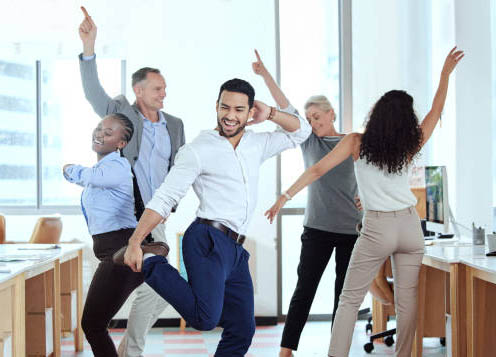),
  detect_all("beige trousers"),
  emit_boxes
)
[328,207,424,357]
[118,223,169,357]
